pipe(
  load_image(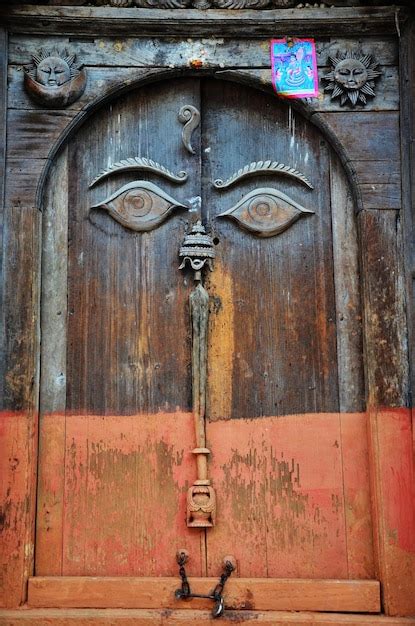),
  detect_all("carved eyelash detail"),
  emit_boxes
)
[213,160,313,190]
[90,181,188,232]
[218,187,314,237]
[89,157,188,188]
